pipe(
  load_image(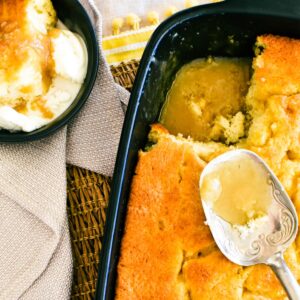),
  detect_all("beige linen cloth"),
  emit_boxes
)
[0,0,129,299]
